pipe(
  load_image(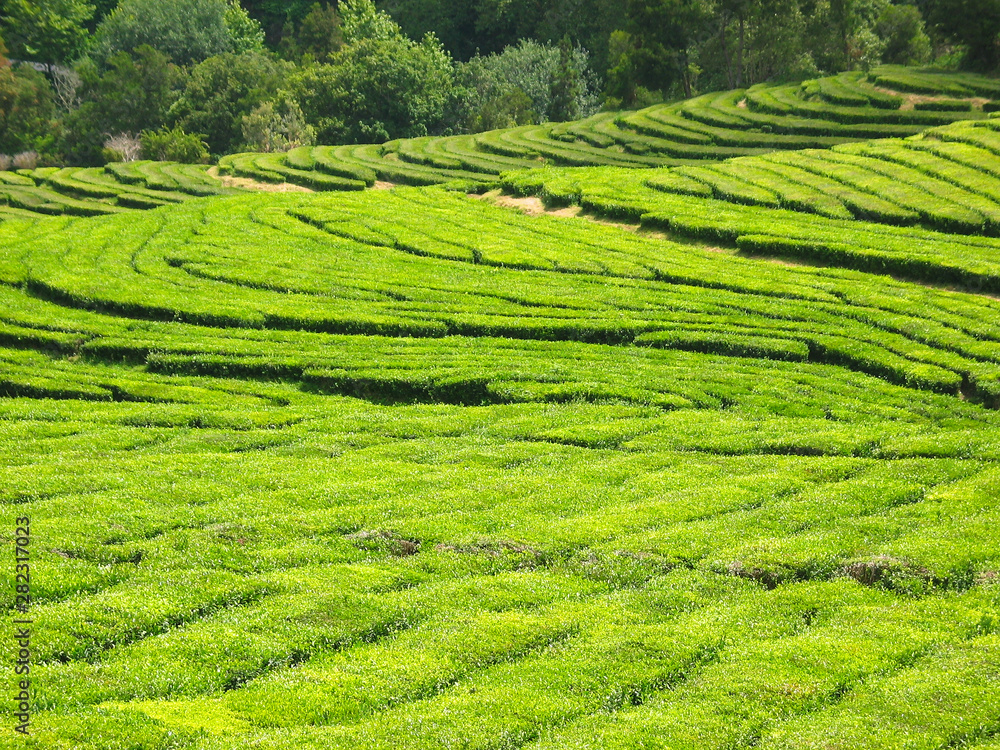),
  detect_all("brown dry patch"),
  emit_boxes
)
[737,98,748,109]
[873,87,989,111]
[700,244,737,255]
[726,561,782,589]
[435,540,544,560]
[840,556,932,587]
[206,166,313,193]
[373,181,396,190]
[761,256,810,267]
[591,216,670,239]
[345,529,420,556]
[477,187,1000,300]
[485,192,581,217]
[479,189,738,248]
